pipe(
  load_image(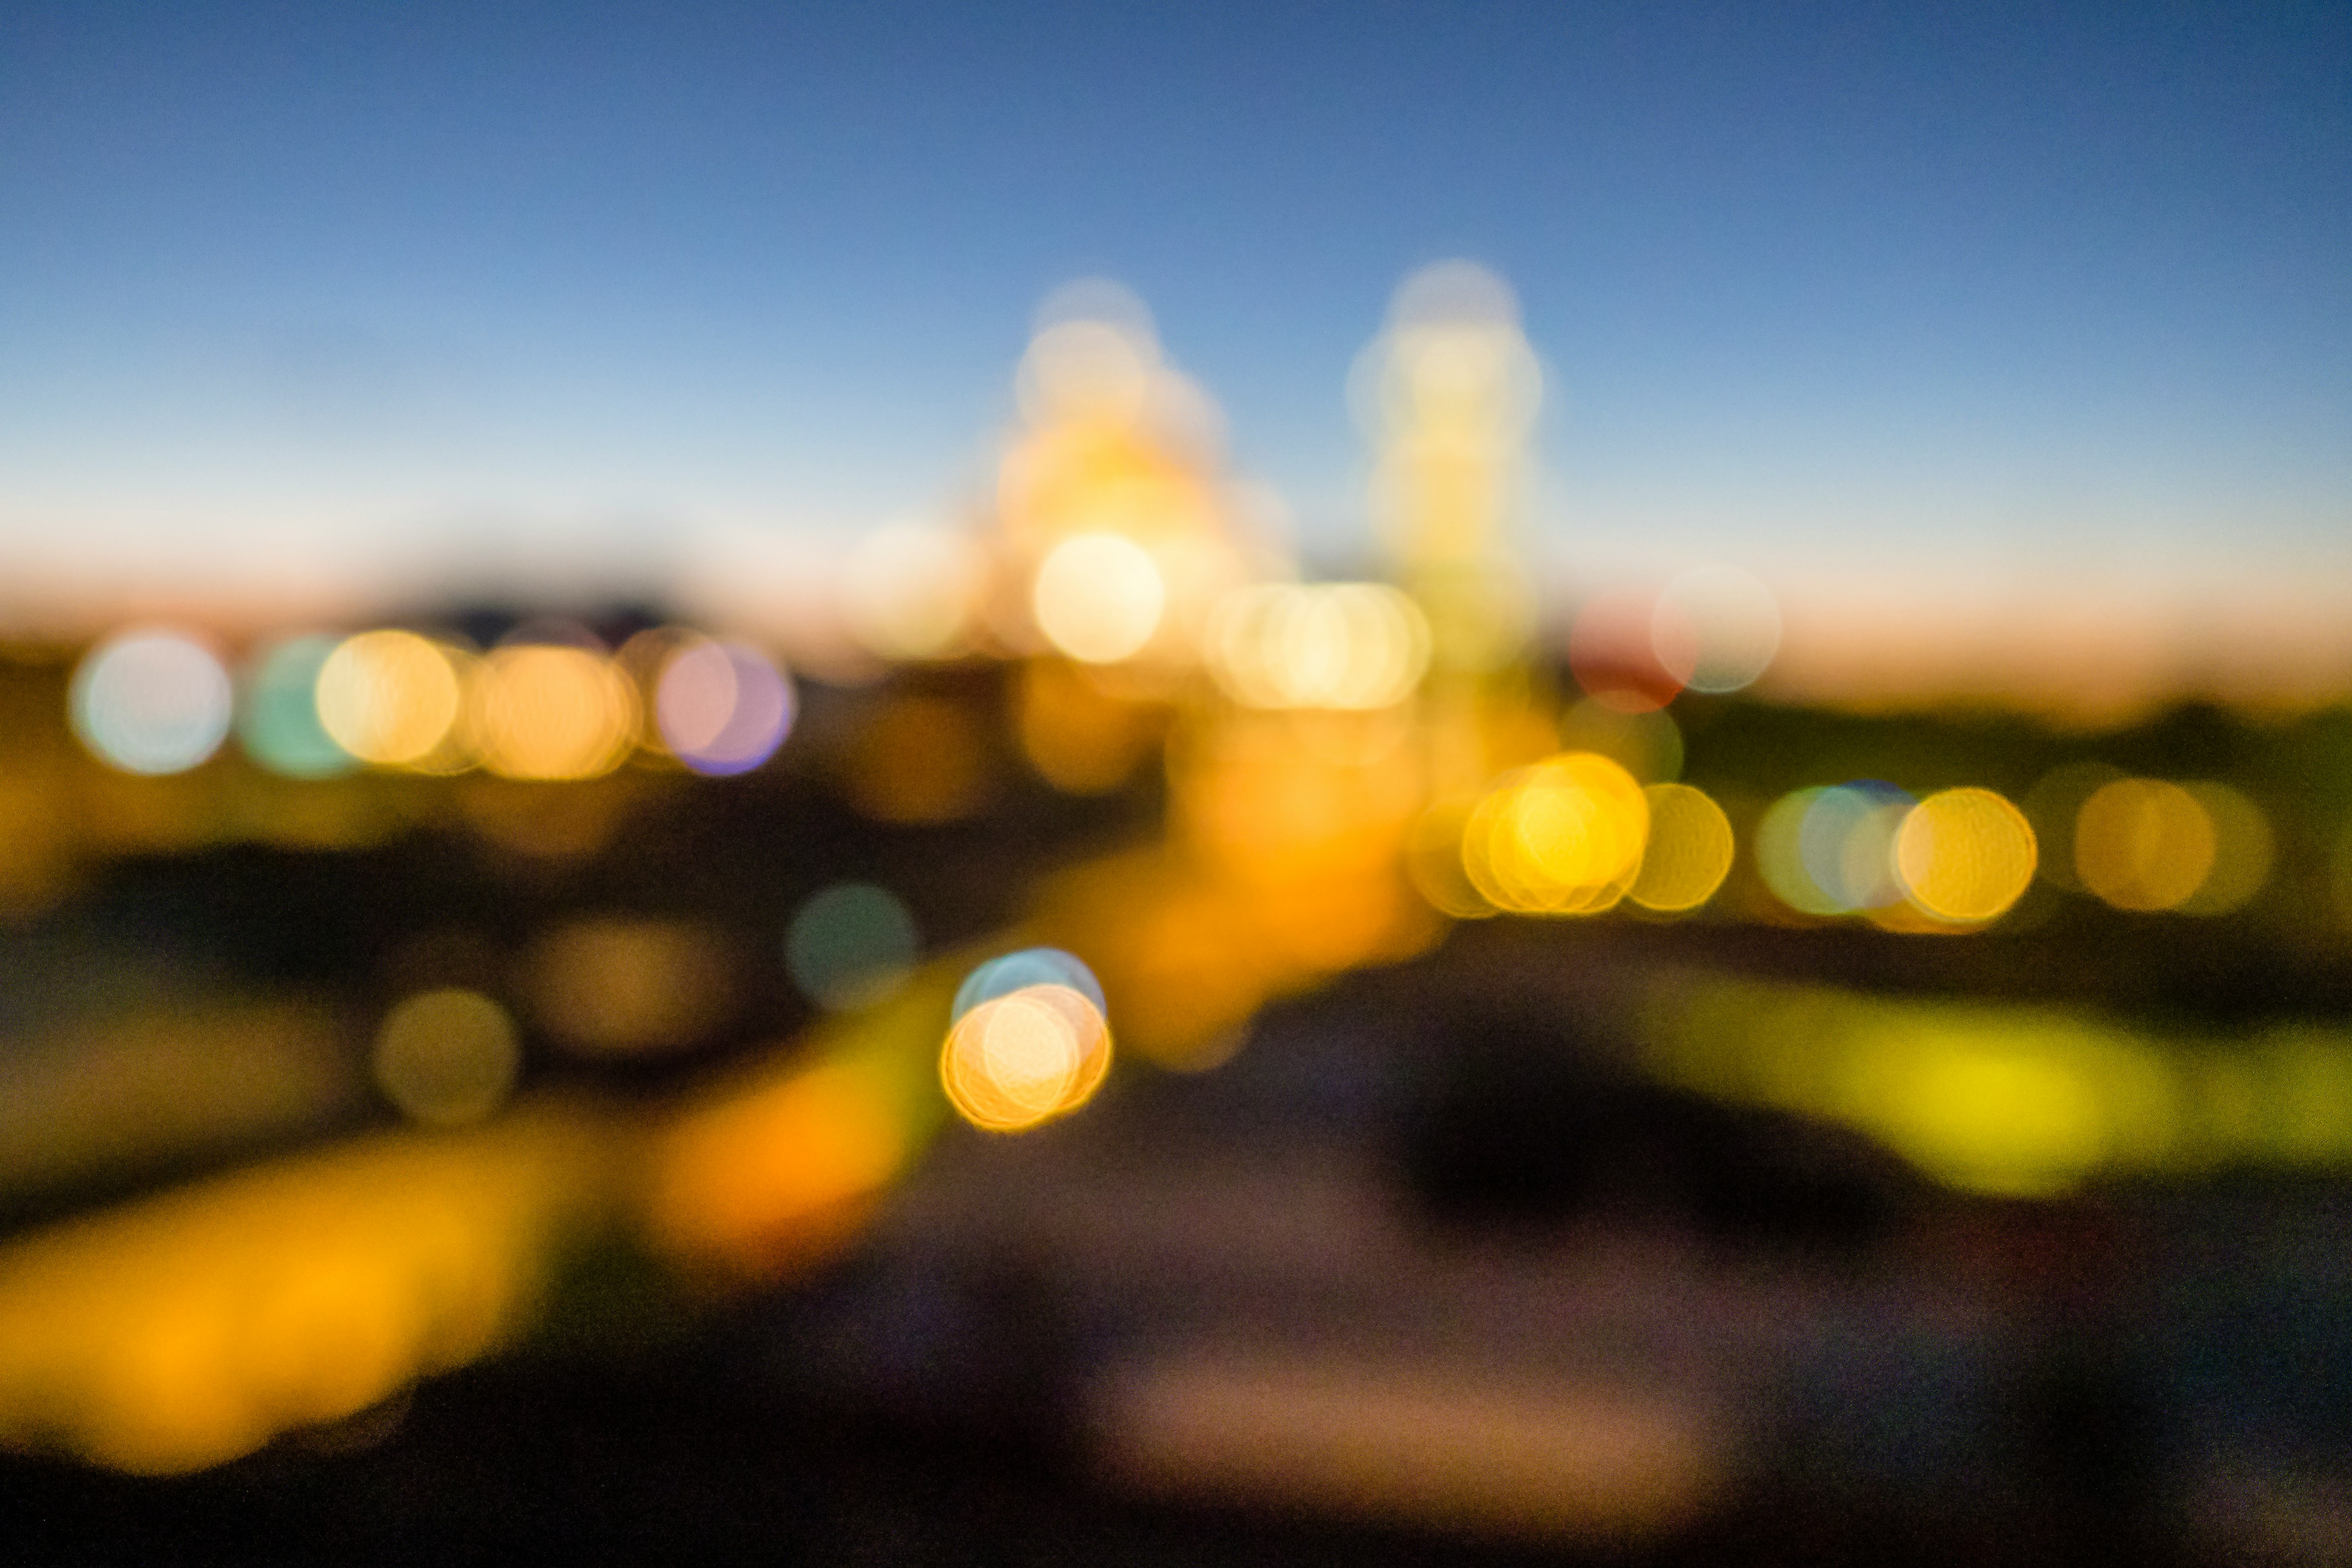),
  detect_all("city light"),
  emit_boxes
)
[1205,582,1432,711]
[786,883,920,1011]
[1818,783,1919,913]
[1461,753,1650,916]
[942,984,1111,1133]
[2178,781,2274,916]
[2075,777,2216,912]
[1033,532,1168,665]
[1892,787,2038,924]
[652,636,795,776]
[371,989,519,1127]
[70,628,233,776]
[941,949,1113,1132]
[314,630,469,769]
[3,251,2345,1514]
[469,642,636,781]
[235,634,355,778]
[1627,783,1735,913]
